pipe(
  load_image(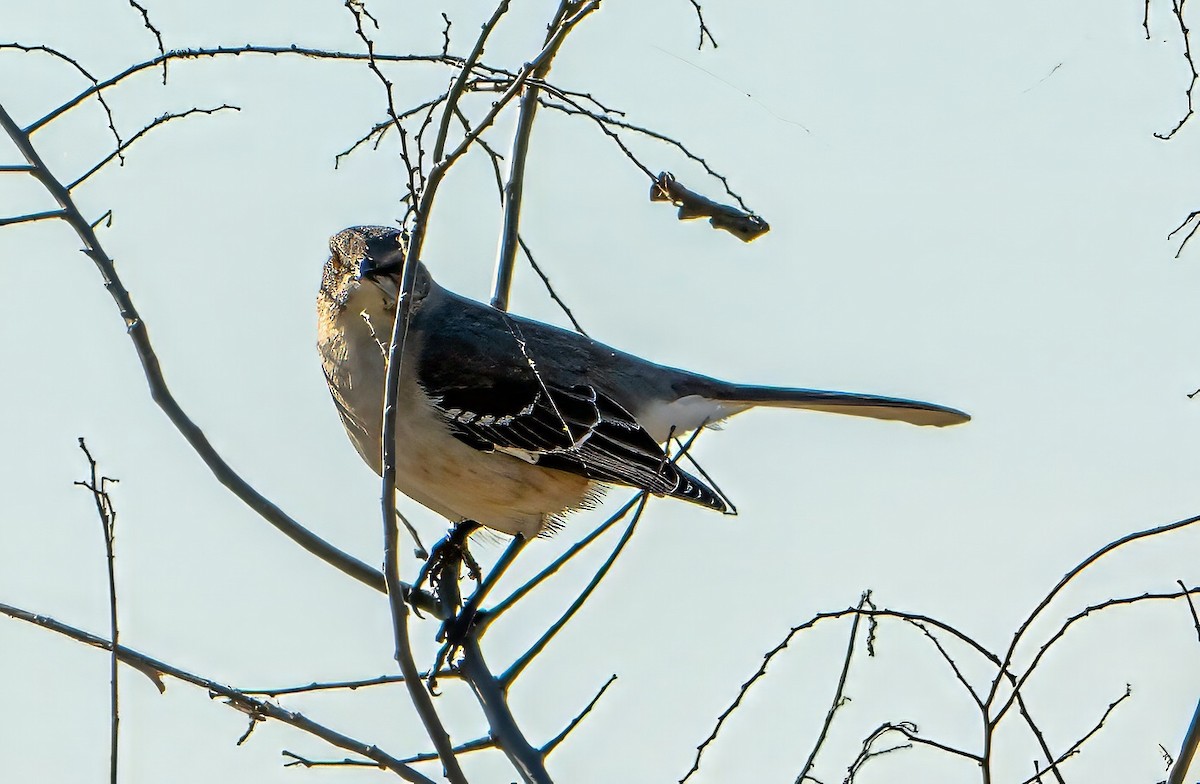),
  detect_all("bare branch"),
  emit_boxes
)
[1169,209,1200,257]
[905,619,982,709]
[1168,699,1200,784]
[1014,686,1132,784]
[483,493,645,625]
[237,670,460,697]
[125,0,167,83]
[431,0,511,164]
[1014,691,1067,784]
[996,586,1200,724]
[518,234,589,336]
[3,43,124,156]
[74,438,120,784]
[542,674,618,756]
[440,12,453,58]
[986,511,1200,712]
[847,722,981,783]
[68,105,240,190]
[4,44,507,135]
[334,95,447,169]
[538,95,758,215]
[492,0,593,312]
[0,209,67,227]
[503,493,649,686]
[795,592,873,784]
[282,750,383,769]
[1180,578,1200,642]
[682,604,1002,783]
[682,0,718,49]
[0,603,438,784]
[1156,0,1197,139]
[1167,580,1200,784]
